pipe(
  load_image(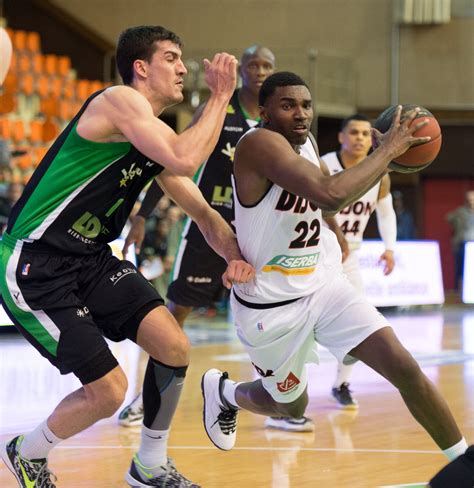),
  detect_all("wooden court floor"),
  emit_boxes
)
[1,306,473,487]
